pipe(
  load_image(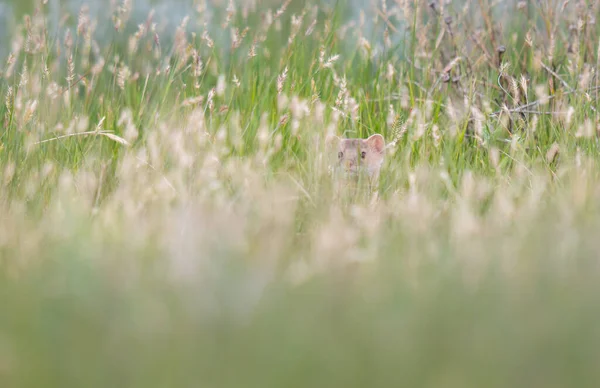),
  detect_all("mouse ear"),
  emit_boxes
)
[366,134,385,154]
